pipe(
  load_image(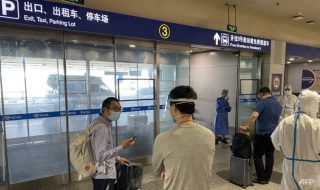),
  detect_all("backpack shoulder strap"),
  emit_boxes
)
[88,123,106,135]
